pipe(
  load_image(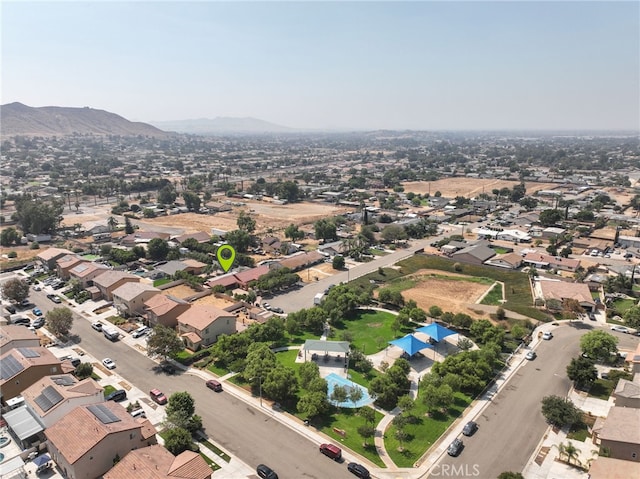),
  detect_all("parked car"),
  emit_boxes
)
[46,294,61,303]
[462,421,478,437]
[271,306,284,314]
[525,351,537,361]
[32,307,43,316]
[102,358,116,369]
[319,443,342,460]
[447,438,464,457]
[10,317,31,326]
[4,305,16,314]
[611,325,630,334]
[206,379,223,392]
[256,464,278,479]
[31,317,45,329]
[150,388,168,405]
[105,389,127,402]
[132,326,150,338]
[347,462,370,478]
[542,331,553,340]
[33,285,42,291]
[91,322,103,331]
